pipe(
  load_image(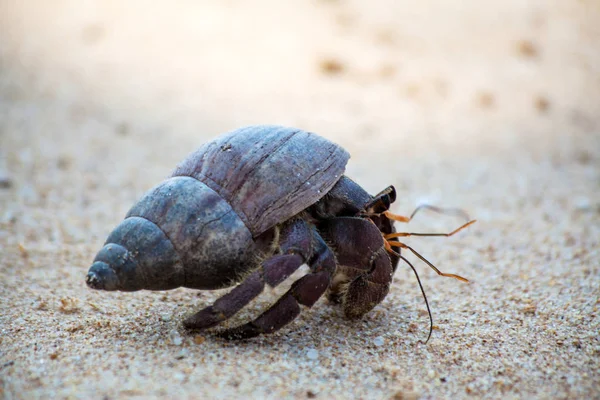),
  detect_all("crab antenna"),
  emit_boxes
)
[388,247,433,344]
[386,241,469,282]
[383,204,472,224]
[385,220,476,239]
[410,204,471,221]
